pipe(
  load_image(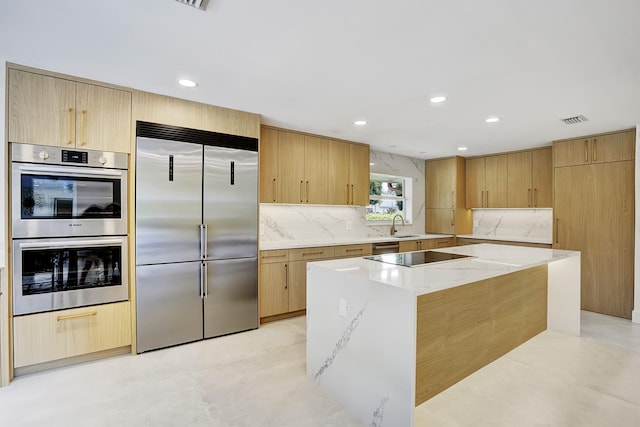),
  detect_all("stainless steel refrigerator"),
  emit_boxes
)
[135,122,258,353]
